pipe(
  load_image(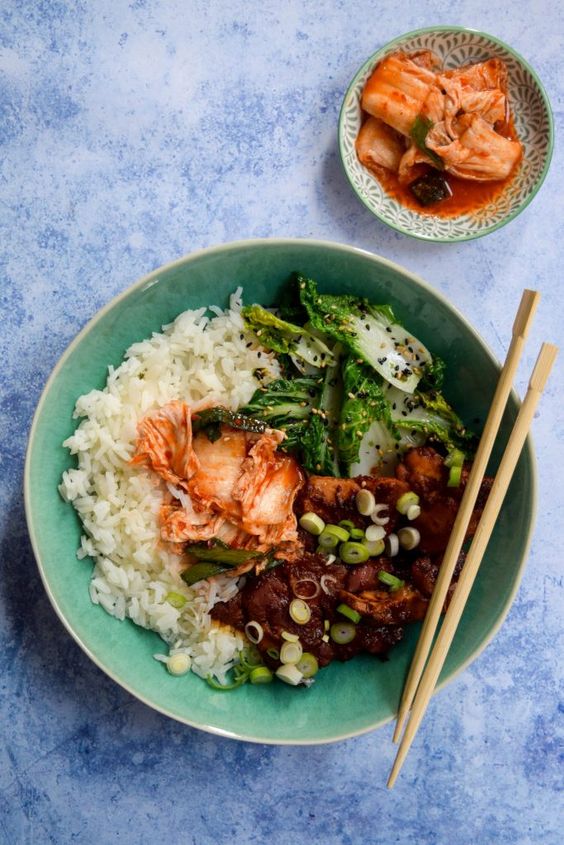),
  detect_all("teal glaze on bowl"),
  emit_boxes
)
[25,239,536,744]
[339,26,554,242]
